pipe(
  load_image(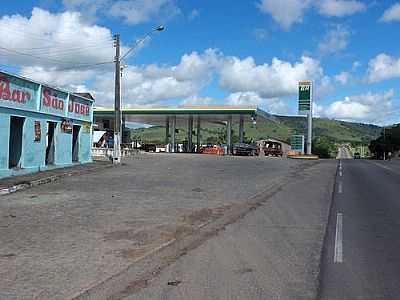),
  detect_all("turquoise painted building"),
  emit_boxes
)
[0,71,94,179]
